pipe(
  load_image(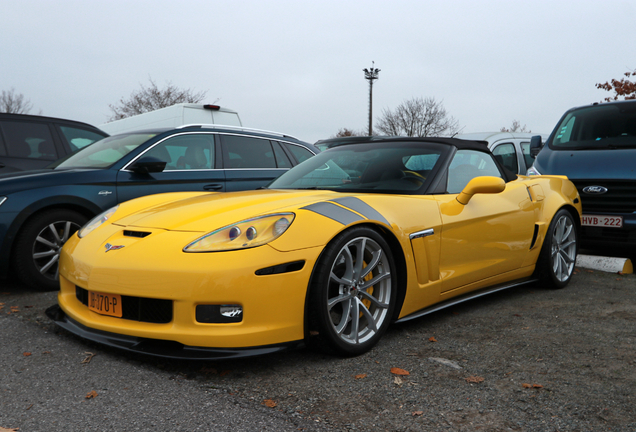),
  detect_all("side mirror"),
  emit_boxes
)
[530,135,543,158]
[457,176,506,205]
[129,157,167,174]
